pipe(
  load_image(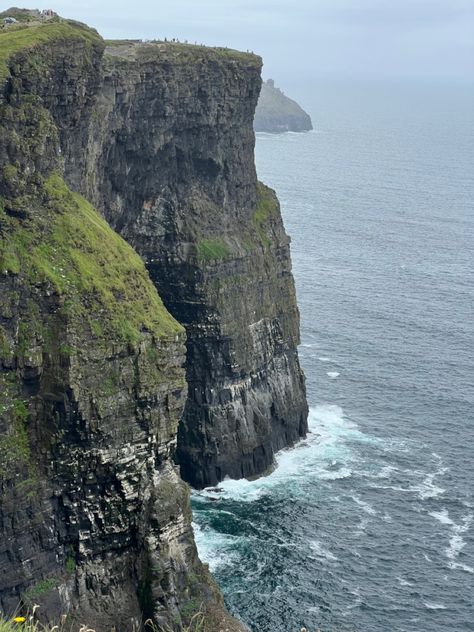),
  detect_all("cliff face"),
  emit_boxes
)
[254,78,313,133]
[0,13,308,629]
[0,22,243,631]
[65,42,308,488]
